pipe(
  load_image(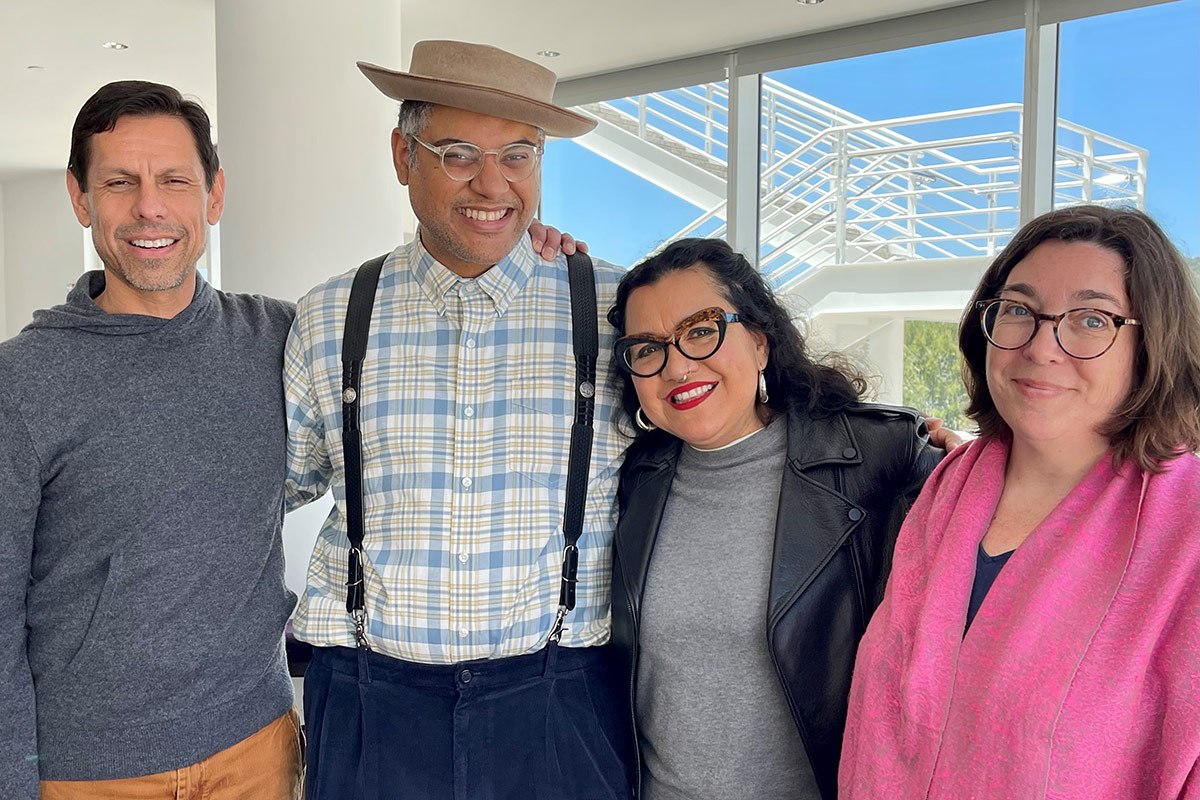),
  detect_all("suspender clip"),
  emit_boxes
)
[351,608,372,651]
[547,604,569,643]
